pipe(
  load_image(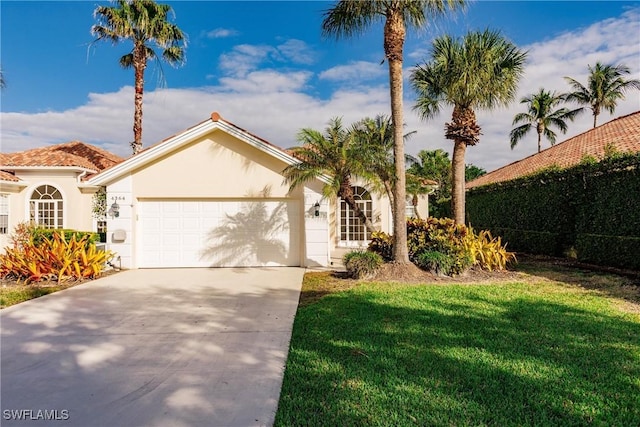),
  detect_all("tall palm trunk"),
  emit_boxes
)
[592,110,598,128]
[536,121,544,153]
[451,140,466,224]
[447,105,480,224]
[132,43,147,155]
[340,181,376,233]
[385,9,410,264]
